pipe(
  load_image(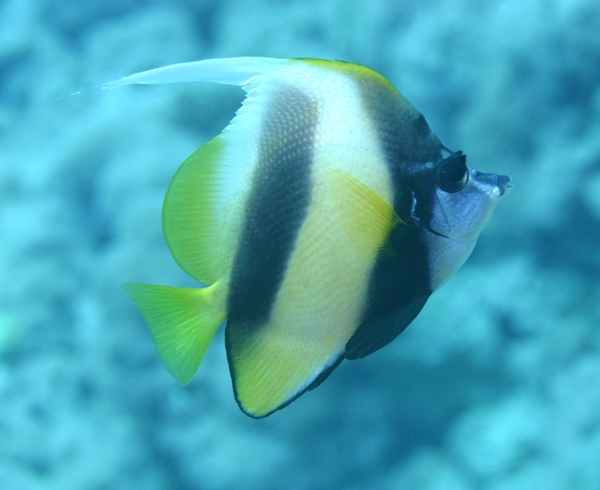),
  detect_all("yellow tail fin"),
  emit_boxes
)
[123,283,226,385]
